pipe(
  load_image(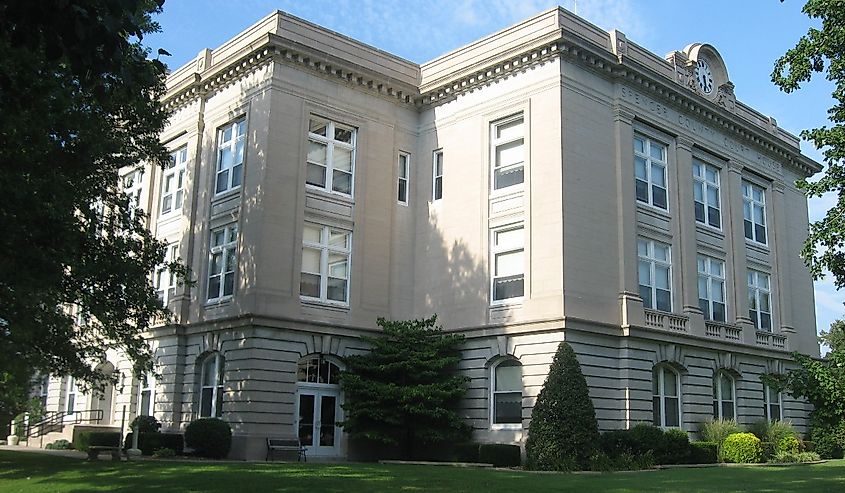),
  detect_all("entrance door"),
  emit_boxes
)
[296,386,341,457]
[94,382,114,424]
